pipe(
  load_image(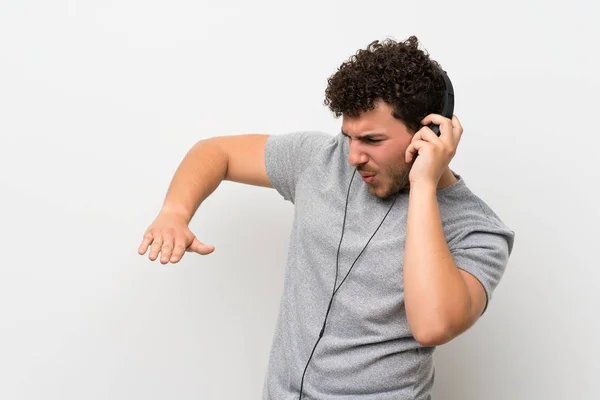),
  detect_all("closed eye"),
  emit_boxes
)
[342,133,384,144]
[355,136,384,144]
